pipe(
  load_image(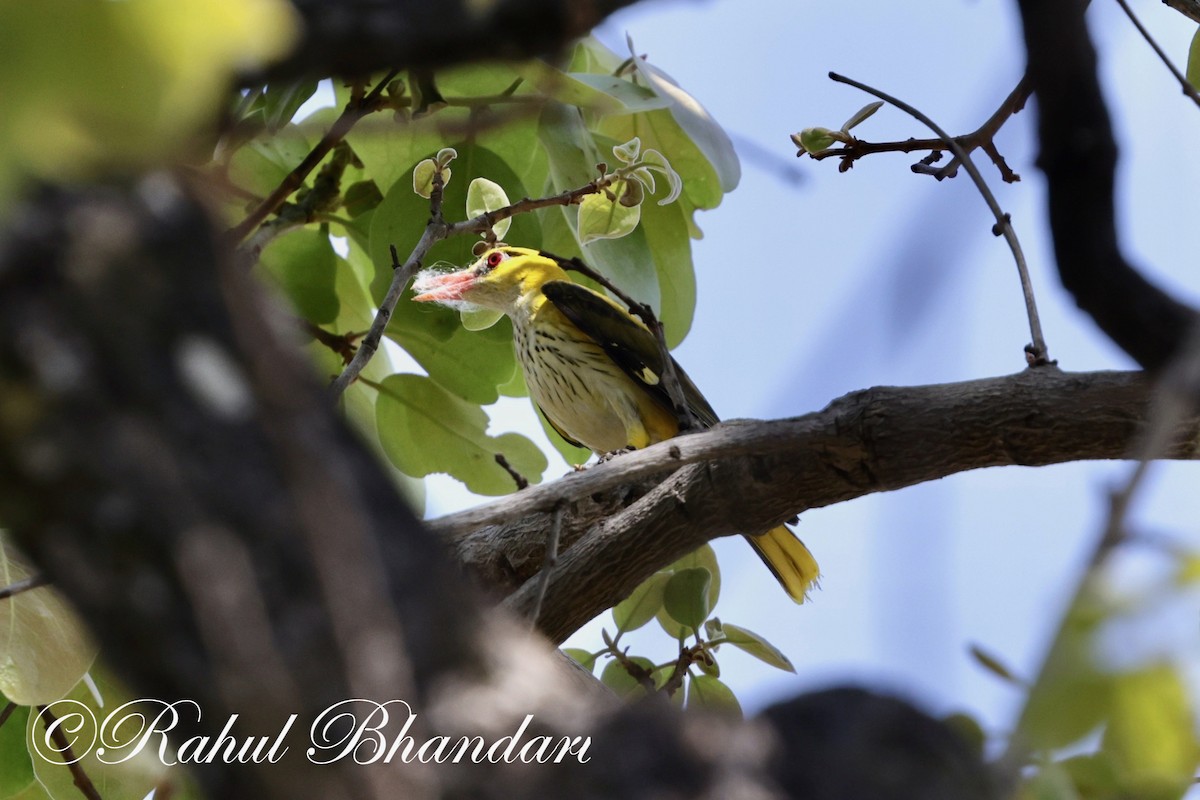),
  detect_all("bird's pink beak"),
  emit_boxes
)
[411,269,477,303]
